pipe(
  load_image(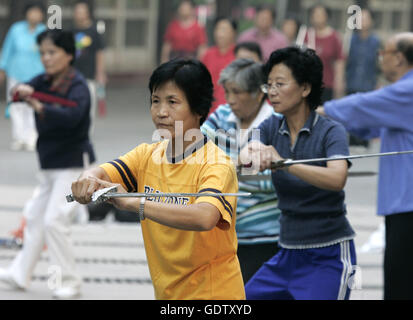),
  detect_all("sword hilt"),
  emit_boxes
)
[66,186,118,203]
[270,159,293,169]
